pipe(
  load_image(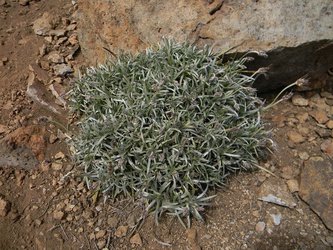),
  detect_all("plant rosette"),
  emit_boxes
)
[68,38,275,227]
